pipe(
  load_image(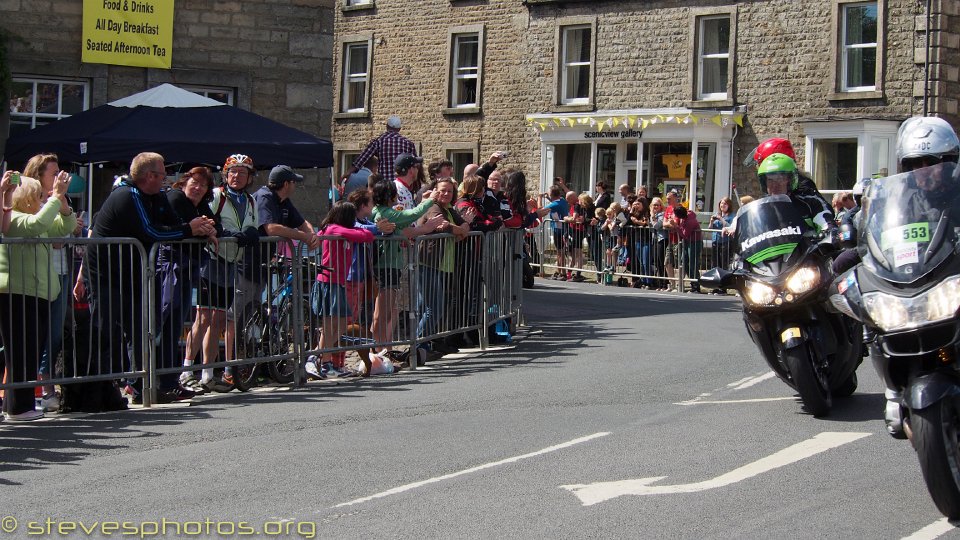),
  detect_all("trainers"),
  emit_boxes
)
[6,409,44,422]
[304,359,326,380]
[156,387,195,404]
[182,376,207,394]
[39,393,60,412]
[221,372,236,386]
[203,379,234,393]
[322,362,344,377]
[570,274,586,282]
